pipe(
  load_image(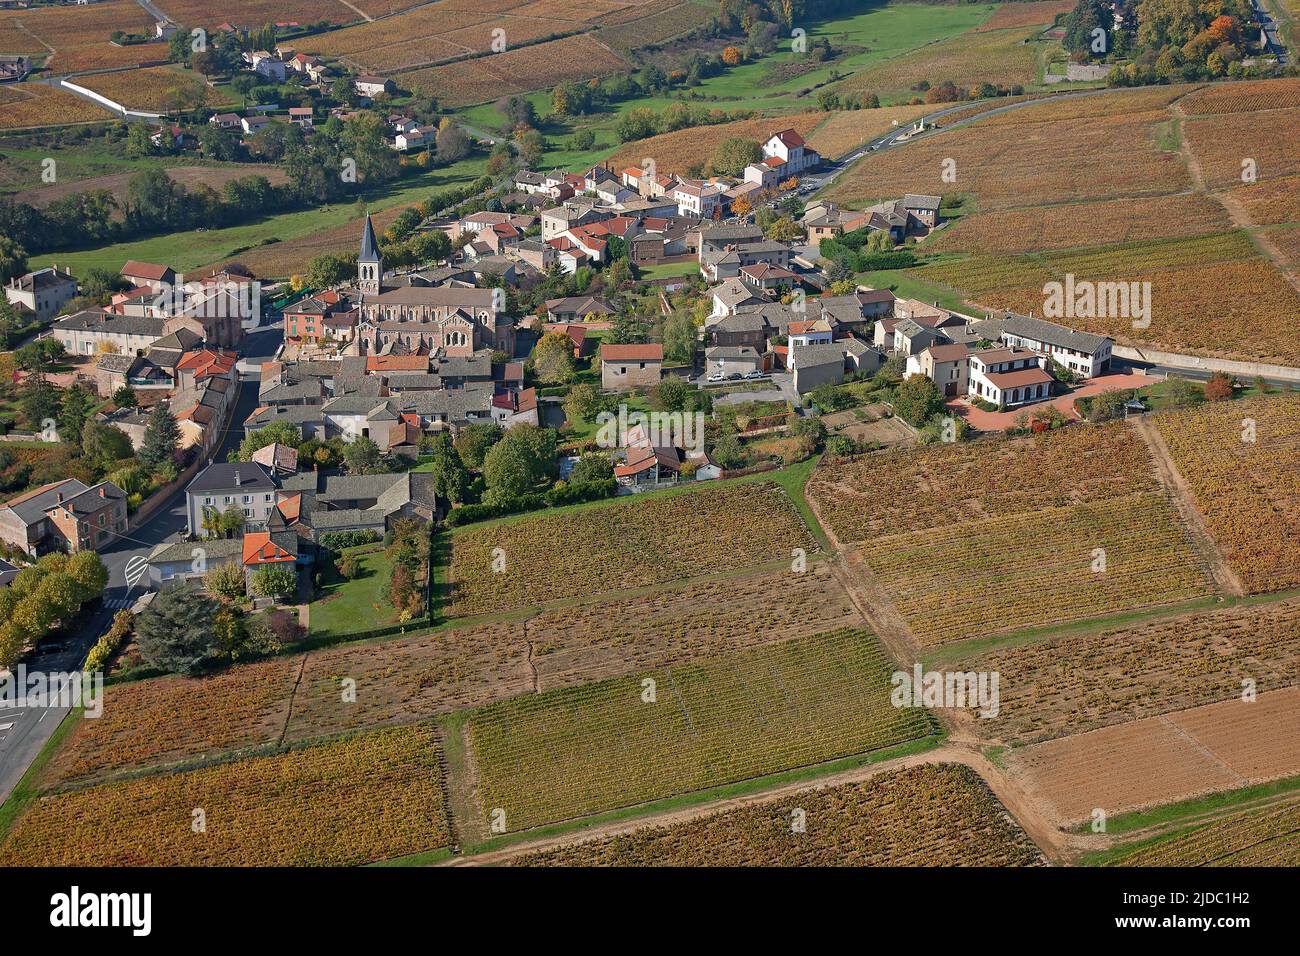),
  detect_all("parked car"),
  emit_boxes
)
[744,369,765,379]
[726,372,742,381]
[706,372,724,383]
